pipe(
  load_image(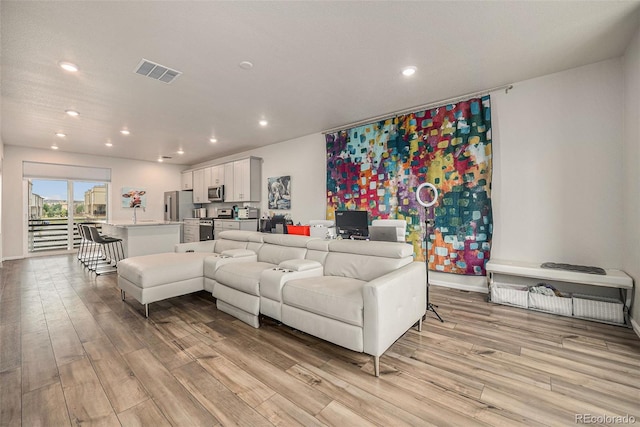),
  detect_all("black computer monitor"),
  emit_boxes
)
[335,210,369,238]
